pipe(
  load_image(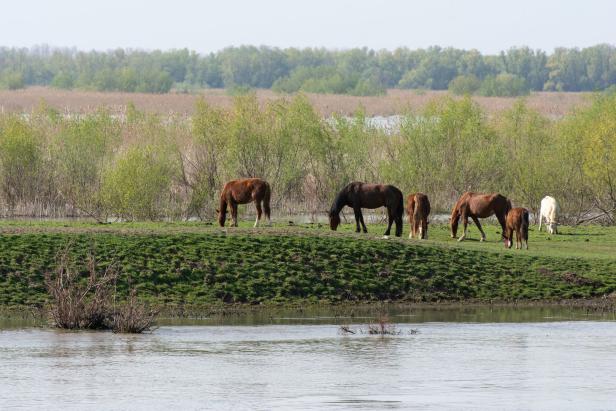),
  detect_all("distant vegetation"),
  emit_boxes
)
[0,93,615,224]
[1,44,616,95]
